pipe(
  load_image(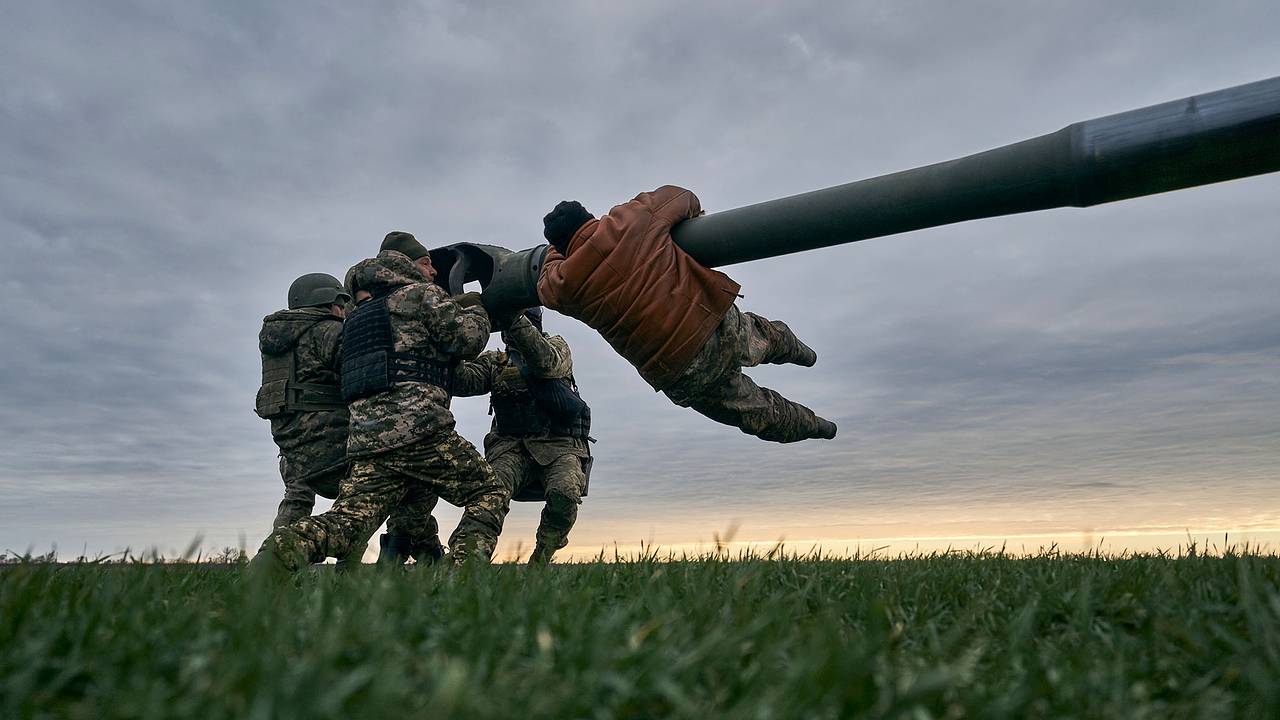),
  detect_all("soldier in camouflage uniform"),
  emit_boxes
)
[454,308,592,564]
[256,273,353,527]
[254,273,444,562]
[537,187,837,444]
[249,233,507,578]
[660,304,829,444]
